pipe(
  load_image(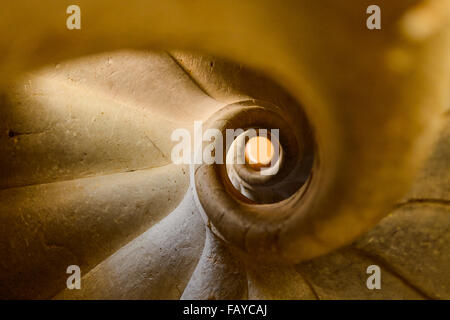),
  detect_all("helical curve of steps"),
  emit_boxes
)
[0,1,449,299]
